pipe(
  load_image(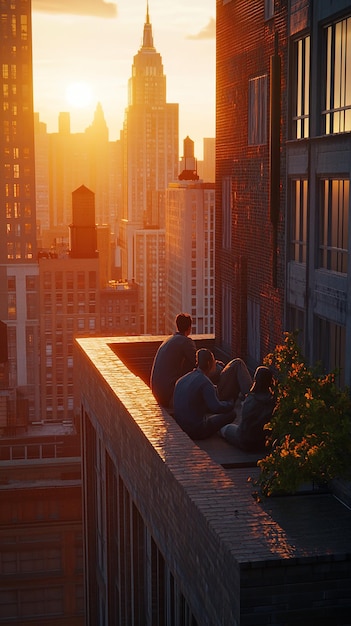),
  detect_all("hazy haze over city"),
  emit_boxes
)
[32,0,216,157]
